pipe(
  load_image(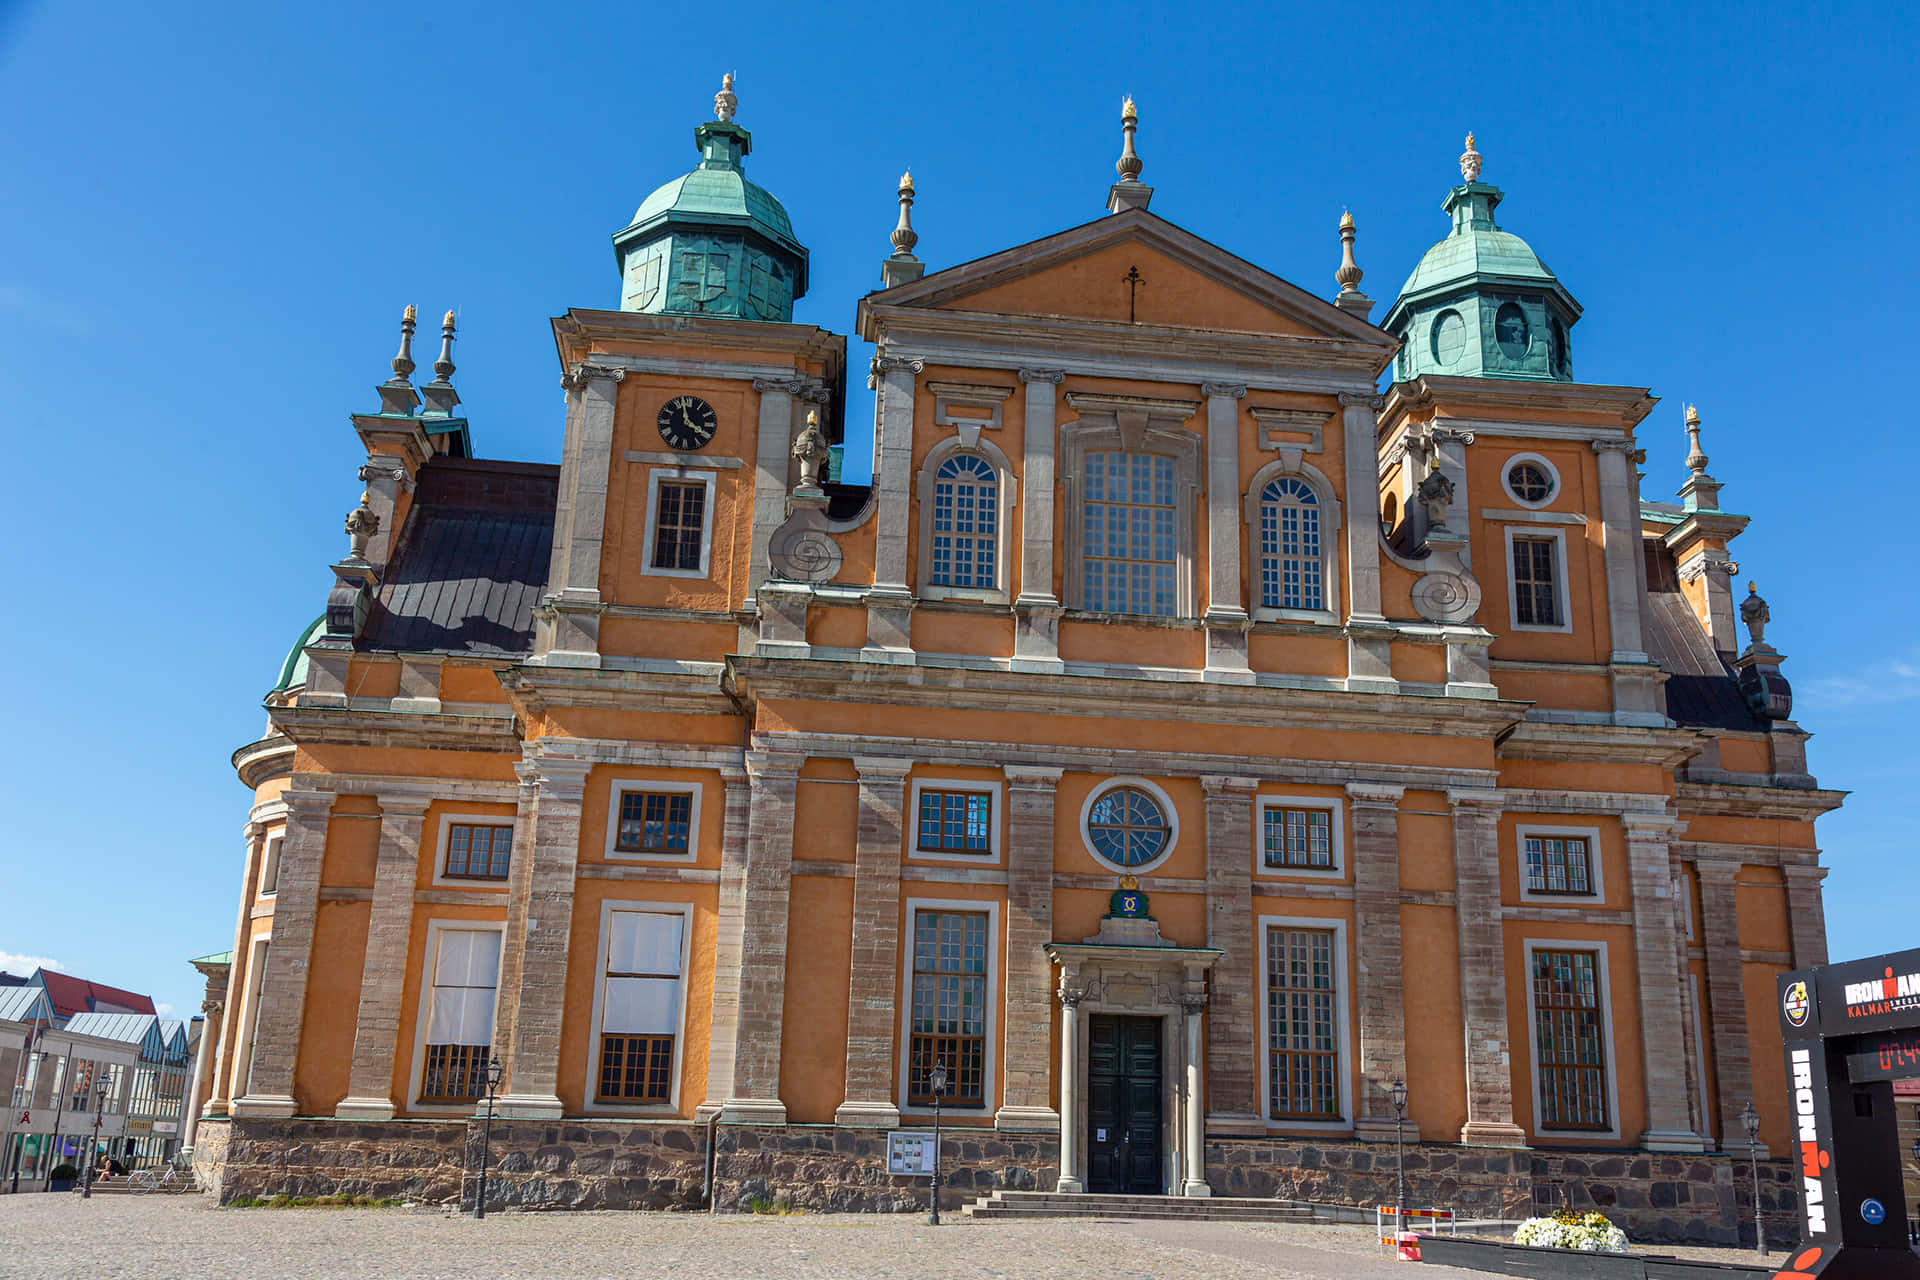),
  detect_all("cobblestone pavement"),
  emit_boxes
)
[0,1195,1772,1279]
